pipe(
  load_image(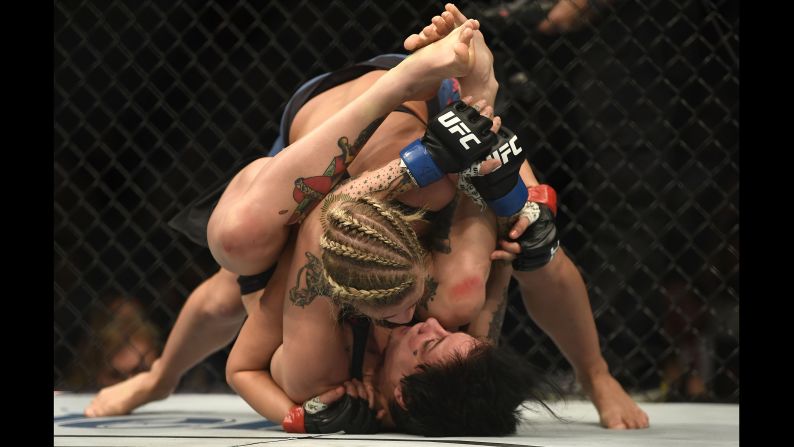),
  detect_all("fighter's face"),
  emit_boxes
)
[381,317,478,395]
